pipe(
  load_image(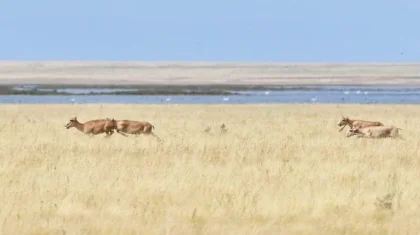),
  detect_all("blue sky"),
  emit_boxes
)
[1,0,419,62]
